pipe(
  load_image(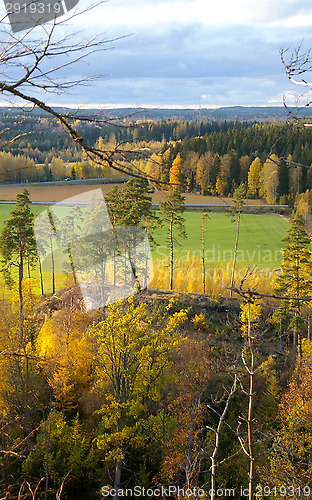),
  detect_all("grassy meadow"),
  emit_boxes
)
[149,212,288,295]
[0,203,289,296]
[153,212,288,269]
[0,203,46,227]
